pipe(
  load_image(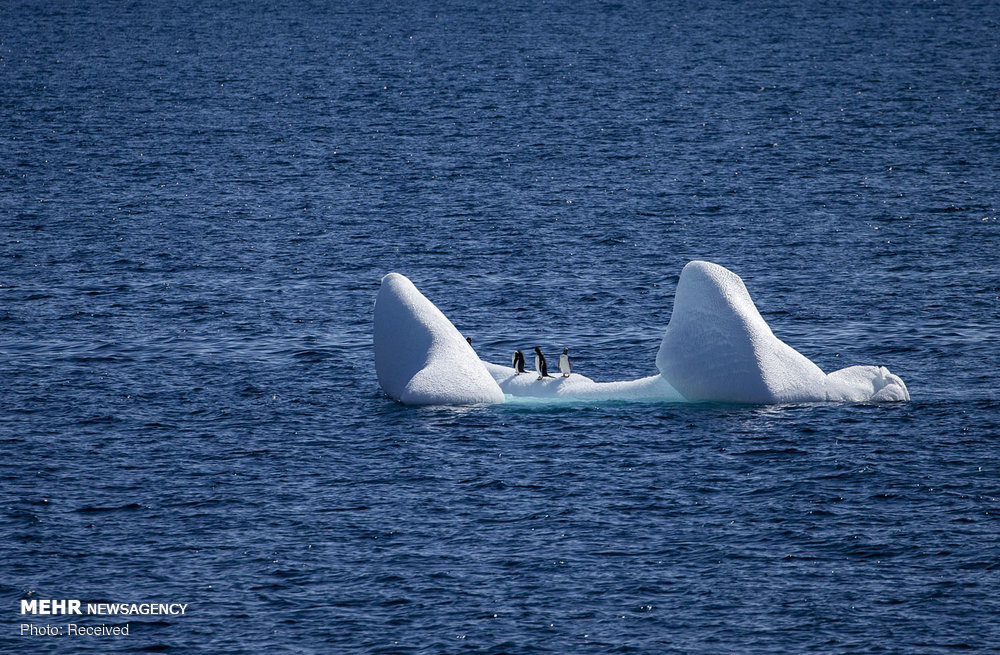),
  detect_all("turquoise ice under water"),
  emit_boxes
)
[3,0,999,653]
